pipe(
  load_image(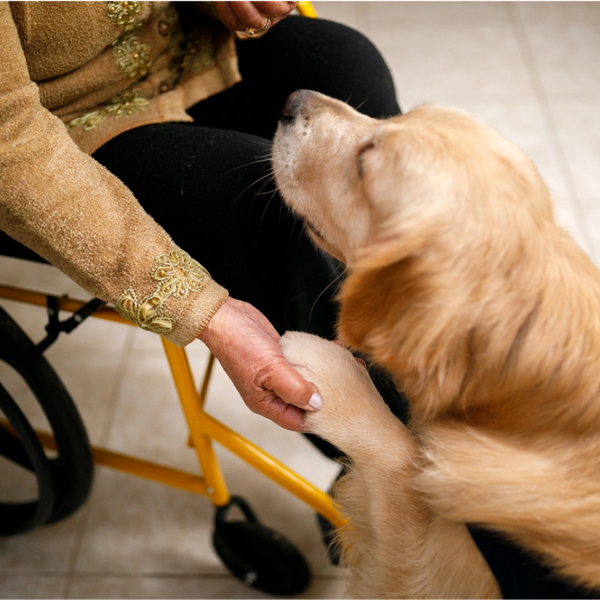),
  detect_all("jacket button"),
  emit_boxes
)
[158,20,170,36]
